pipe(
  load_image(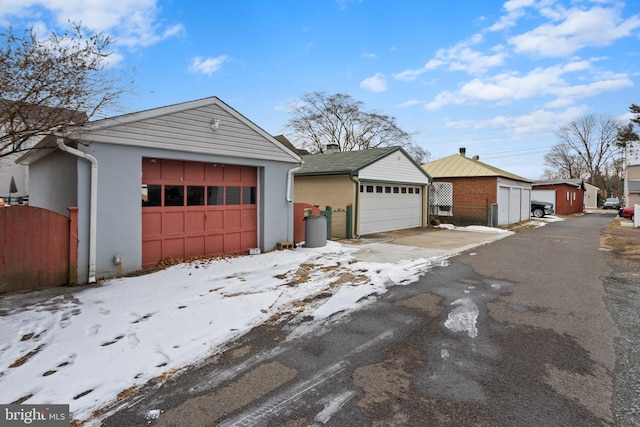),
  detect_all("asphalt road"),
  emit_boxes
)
[103,211,636,426]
